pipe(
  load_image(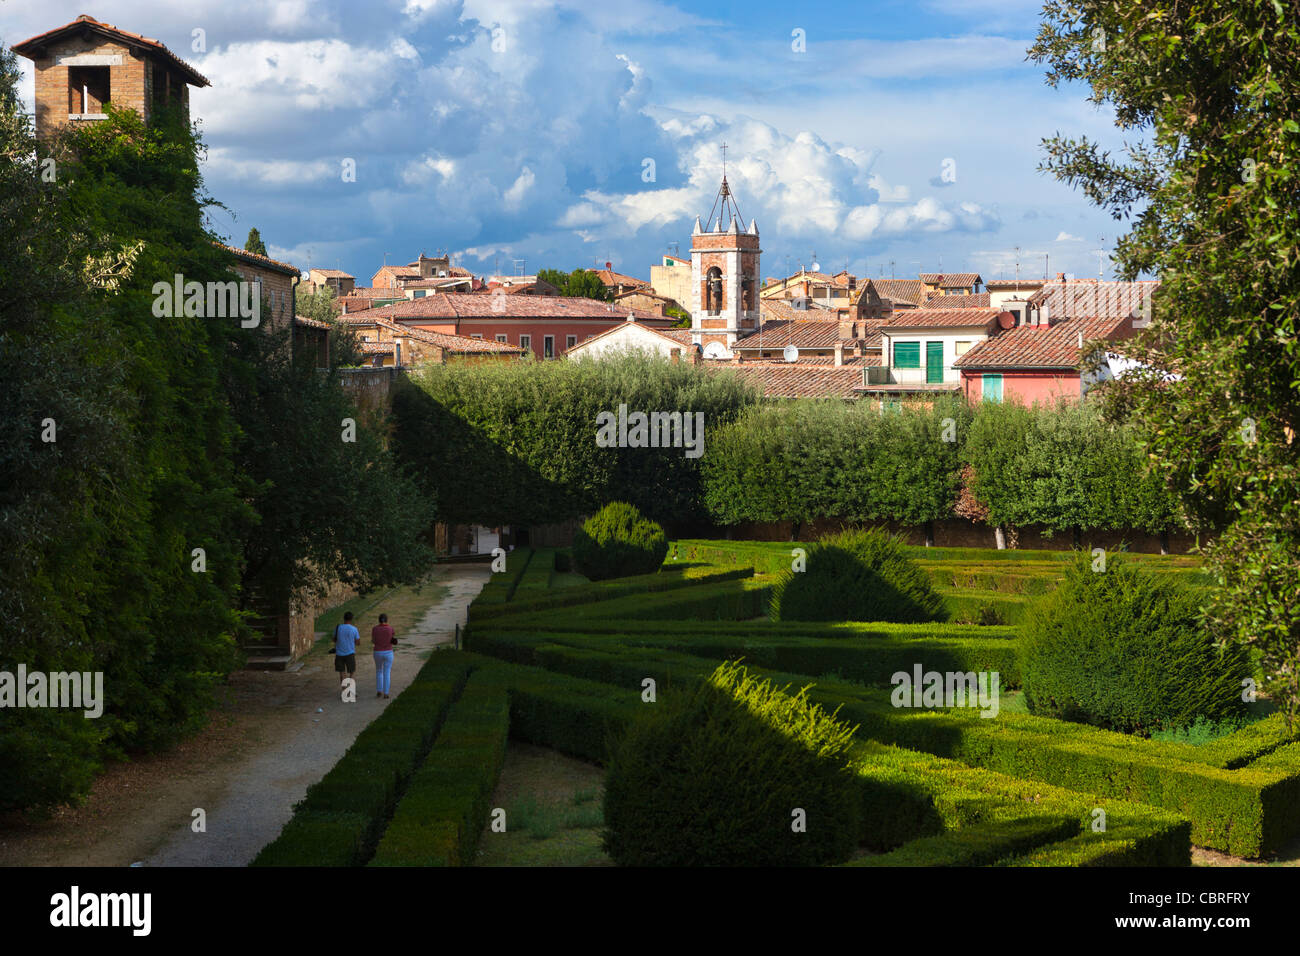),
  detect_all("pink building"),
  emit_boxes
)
[954,313,1136,404]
